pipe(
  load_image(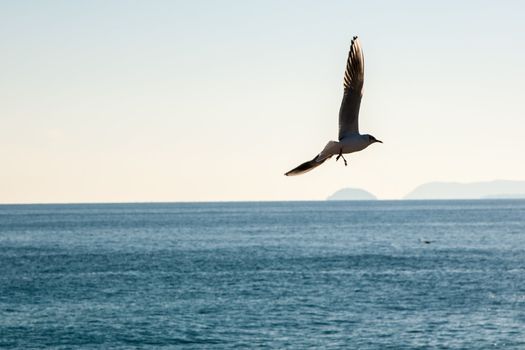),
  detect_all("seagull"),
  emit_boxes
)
[285,36,382,176]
